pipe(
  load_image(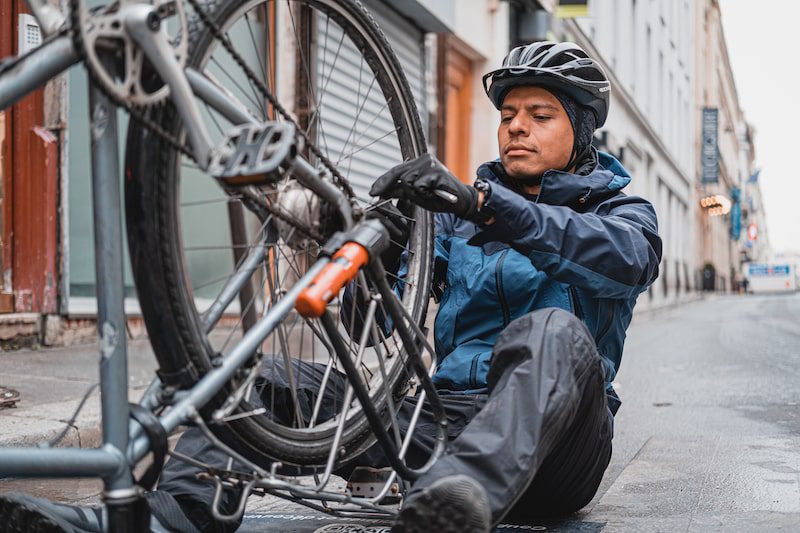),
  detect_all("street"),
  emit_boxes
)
[585,292,800,531]
[2,293,800,531]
